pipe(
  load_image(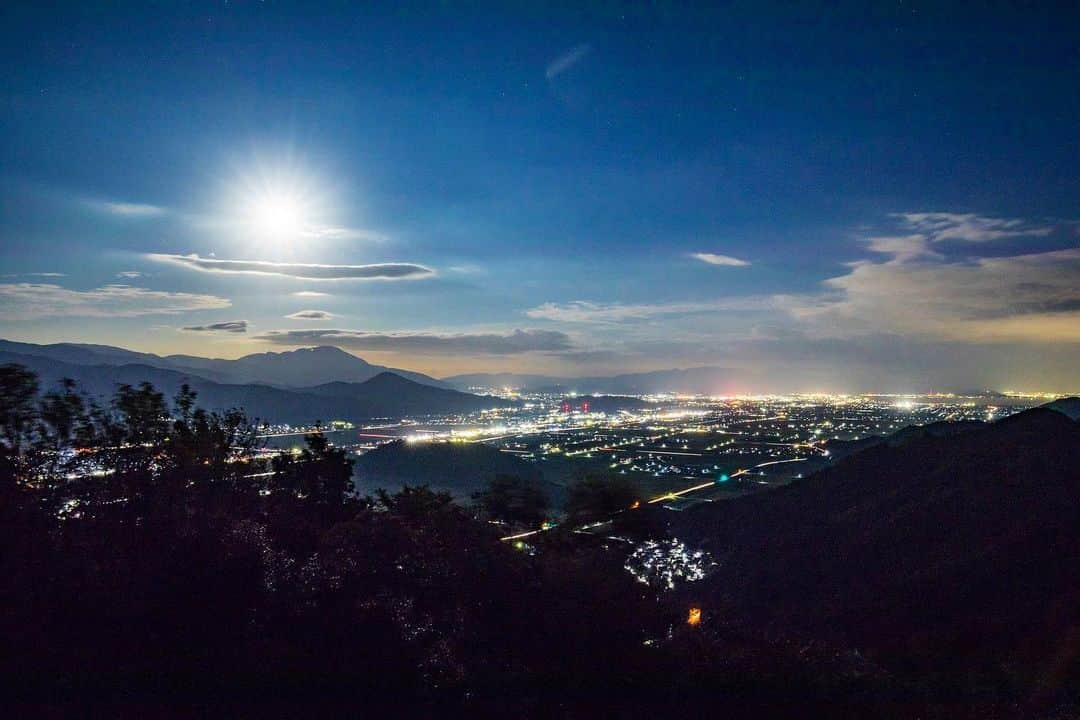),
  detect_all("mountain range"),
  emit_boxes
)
[1,338,763,399]
[1,339,745,395]
[0,344,509,424]
[0,339,444,388]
